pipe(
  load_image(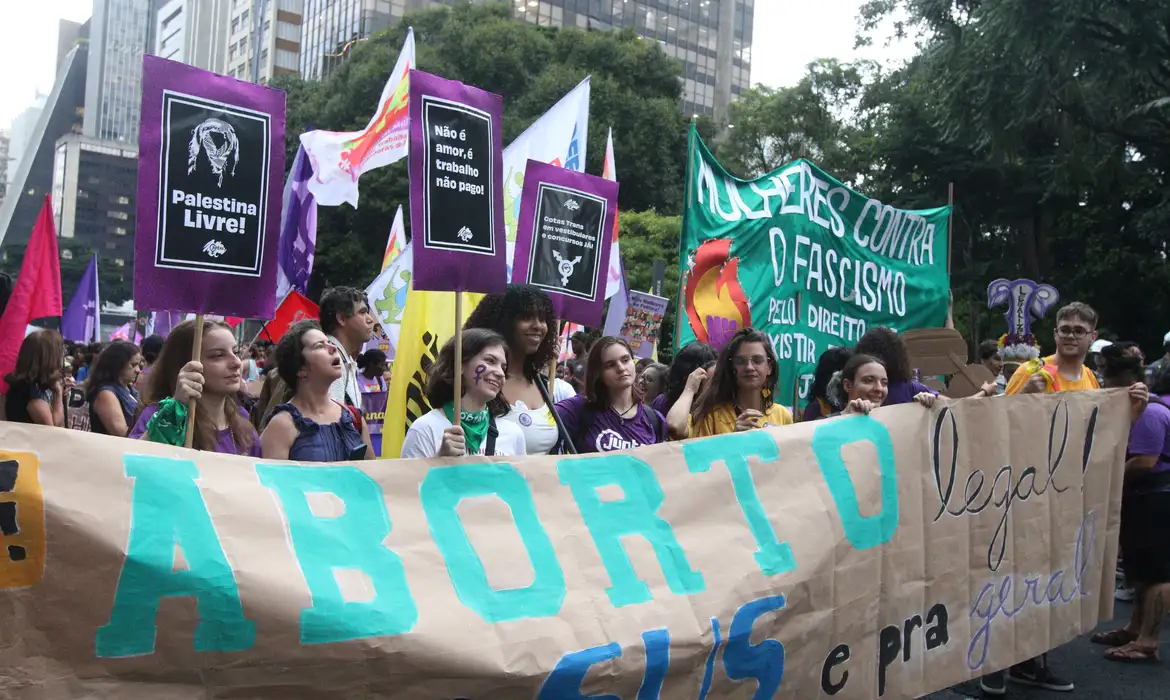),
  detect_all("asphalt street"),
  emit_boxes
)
[923,600,1170,700]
